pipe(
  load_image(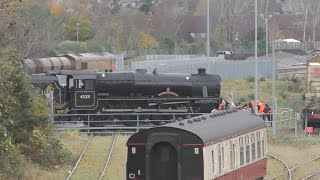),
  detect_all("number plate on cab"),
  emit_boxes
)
[75,91,95,107]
